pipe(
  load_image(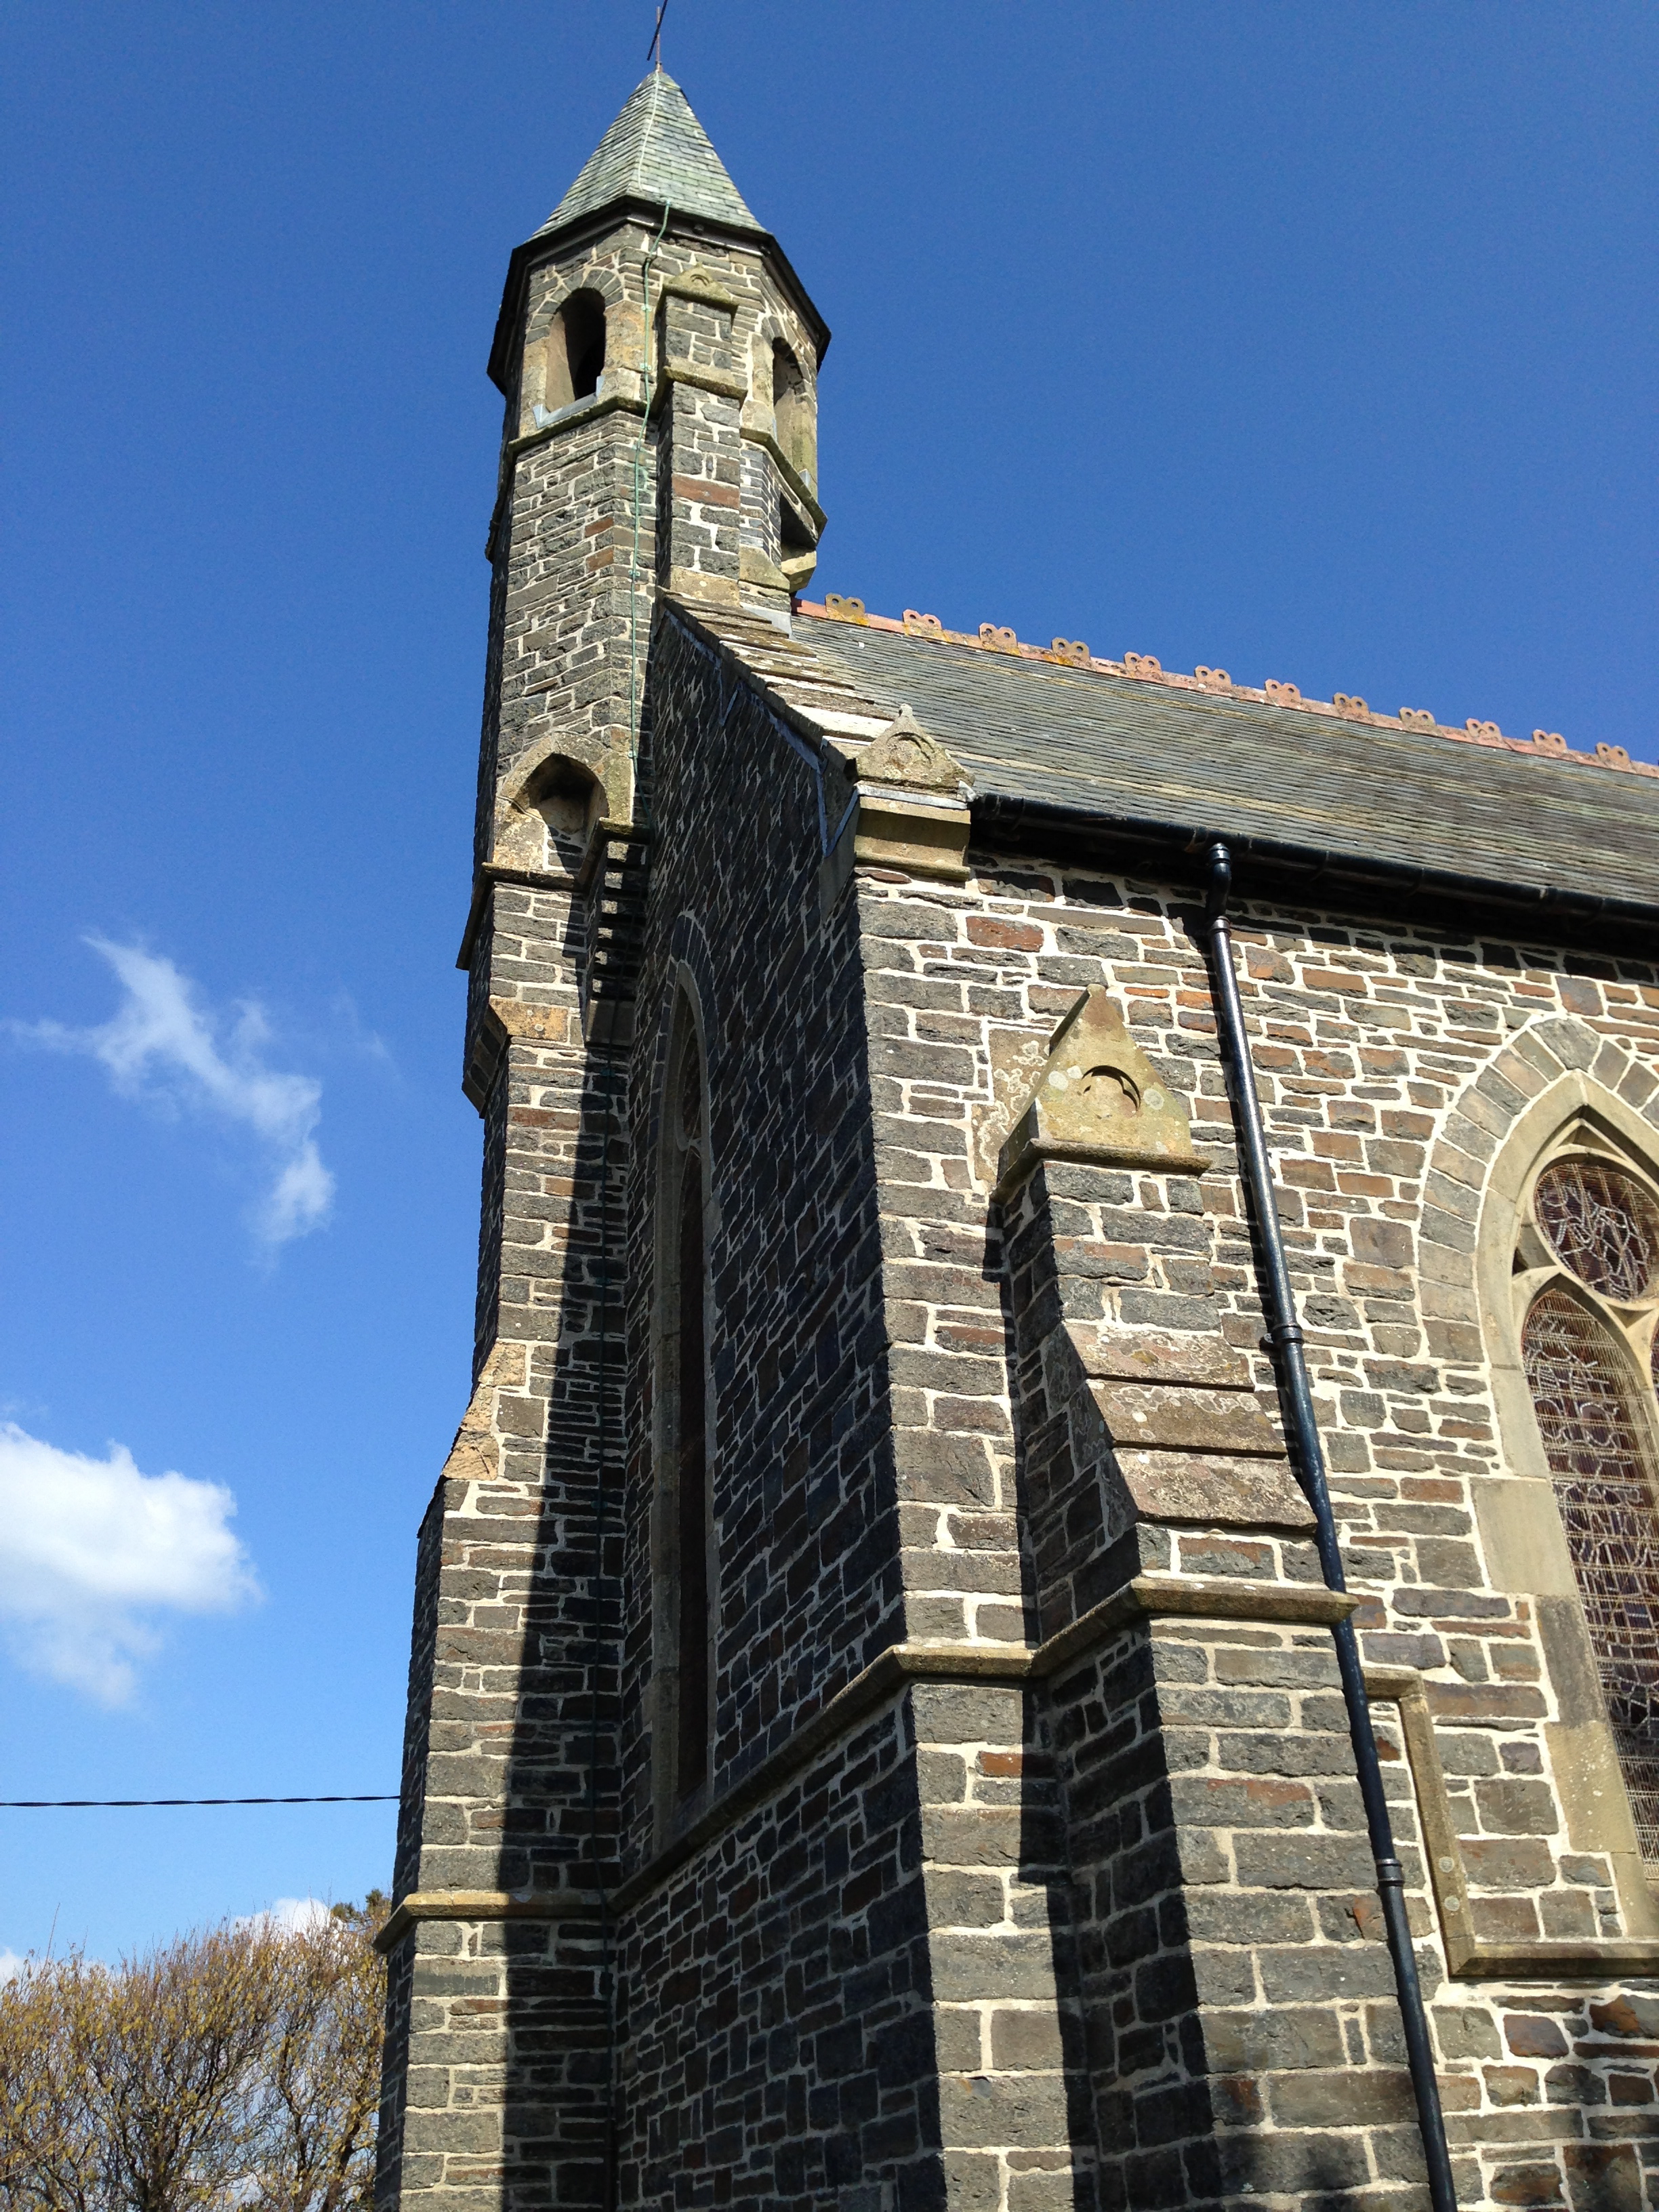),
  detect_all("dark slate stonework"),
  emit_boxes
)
[617,611,903,1820]
[377,62,1659,2212]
